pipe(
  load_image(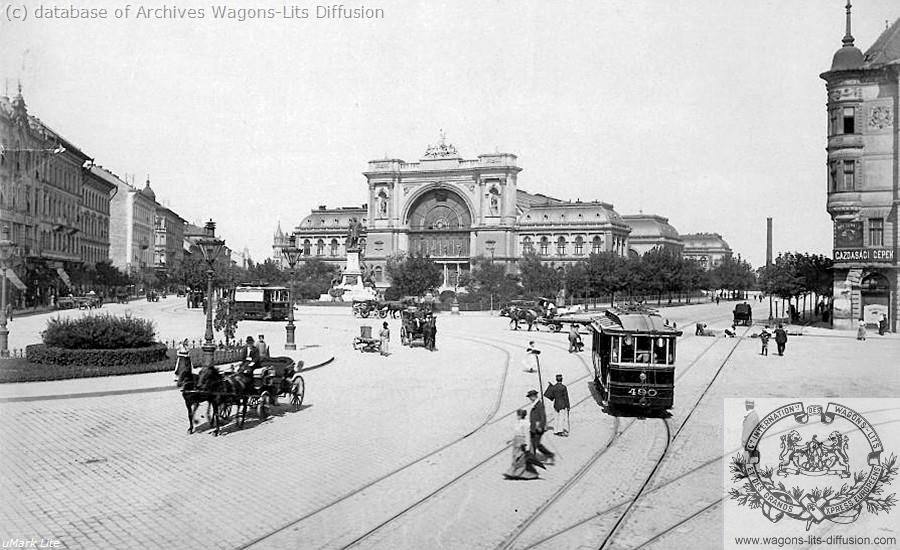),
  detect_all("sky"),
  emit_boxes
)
[2,0,898,268]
